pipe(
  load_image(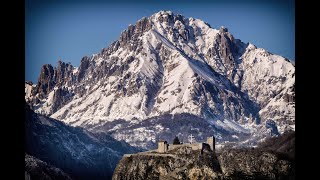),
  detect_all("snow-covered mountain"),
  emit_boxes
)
[25,11,295,149]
